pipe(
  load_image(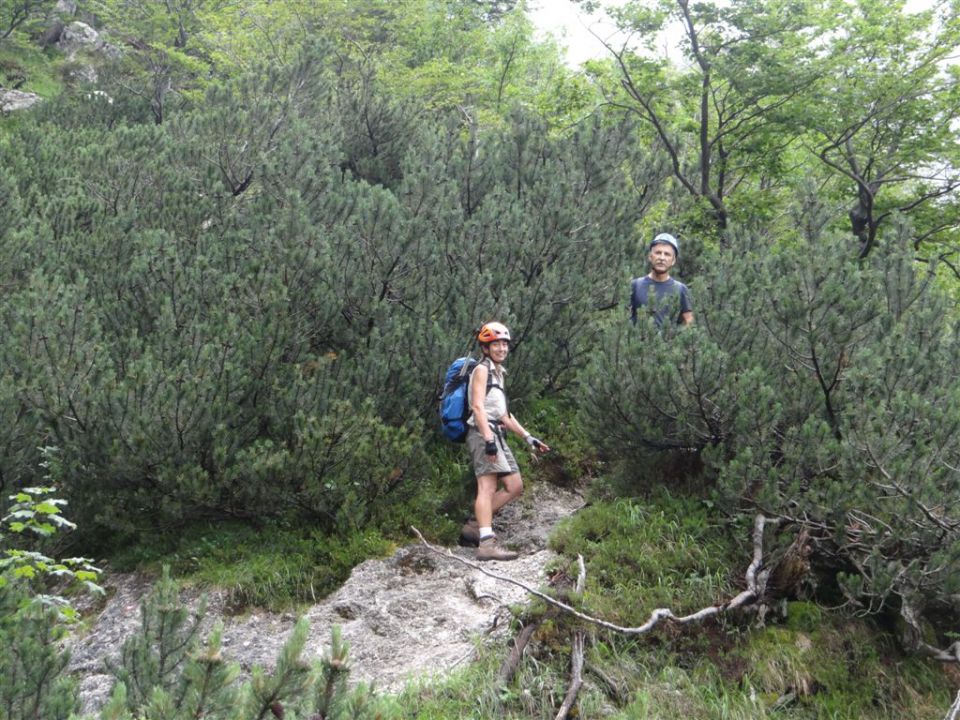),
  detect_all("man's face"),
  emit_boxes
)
[648,242,677,274]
